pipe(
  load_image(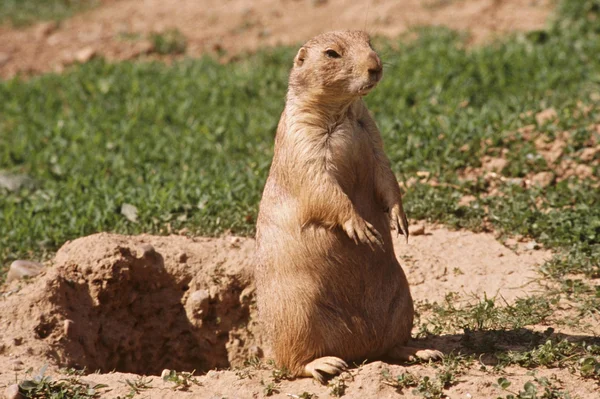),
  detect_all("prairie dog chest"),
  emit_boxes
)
[327,116,375,186]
